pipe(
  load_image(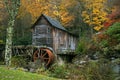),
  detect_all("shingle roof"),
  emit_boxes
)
[32,14,78,37]
[42,14,67,31]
